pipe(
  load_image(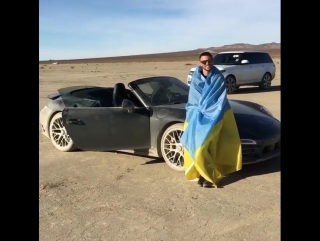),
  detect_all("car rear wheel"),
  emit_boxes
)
[49,112,77,152]
[259,73,272,90]
[225,75,237,94]
[160,123,184,172]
